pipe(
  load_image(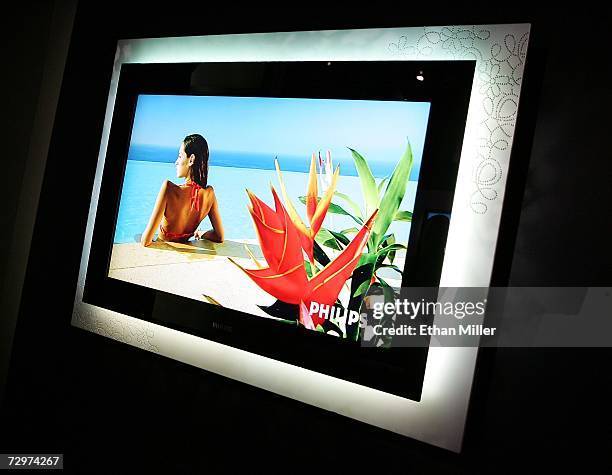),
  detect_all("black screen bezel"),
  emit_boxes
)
[83,60,475,400]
